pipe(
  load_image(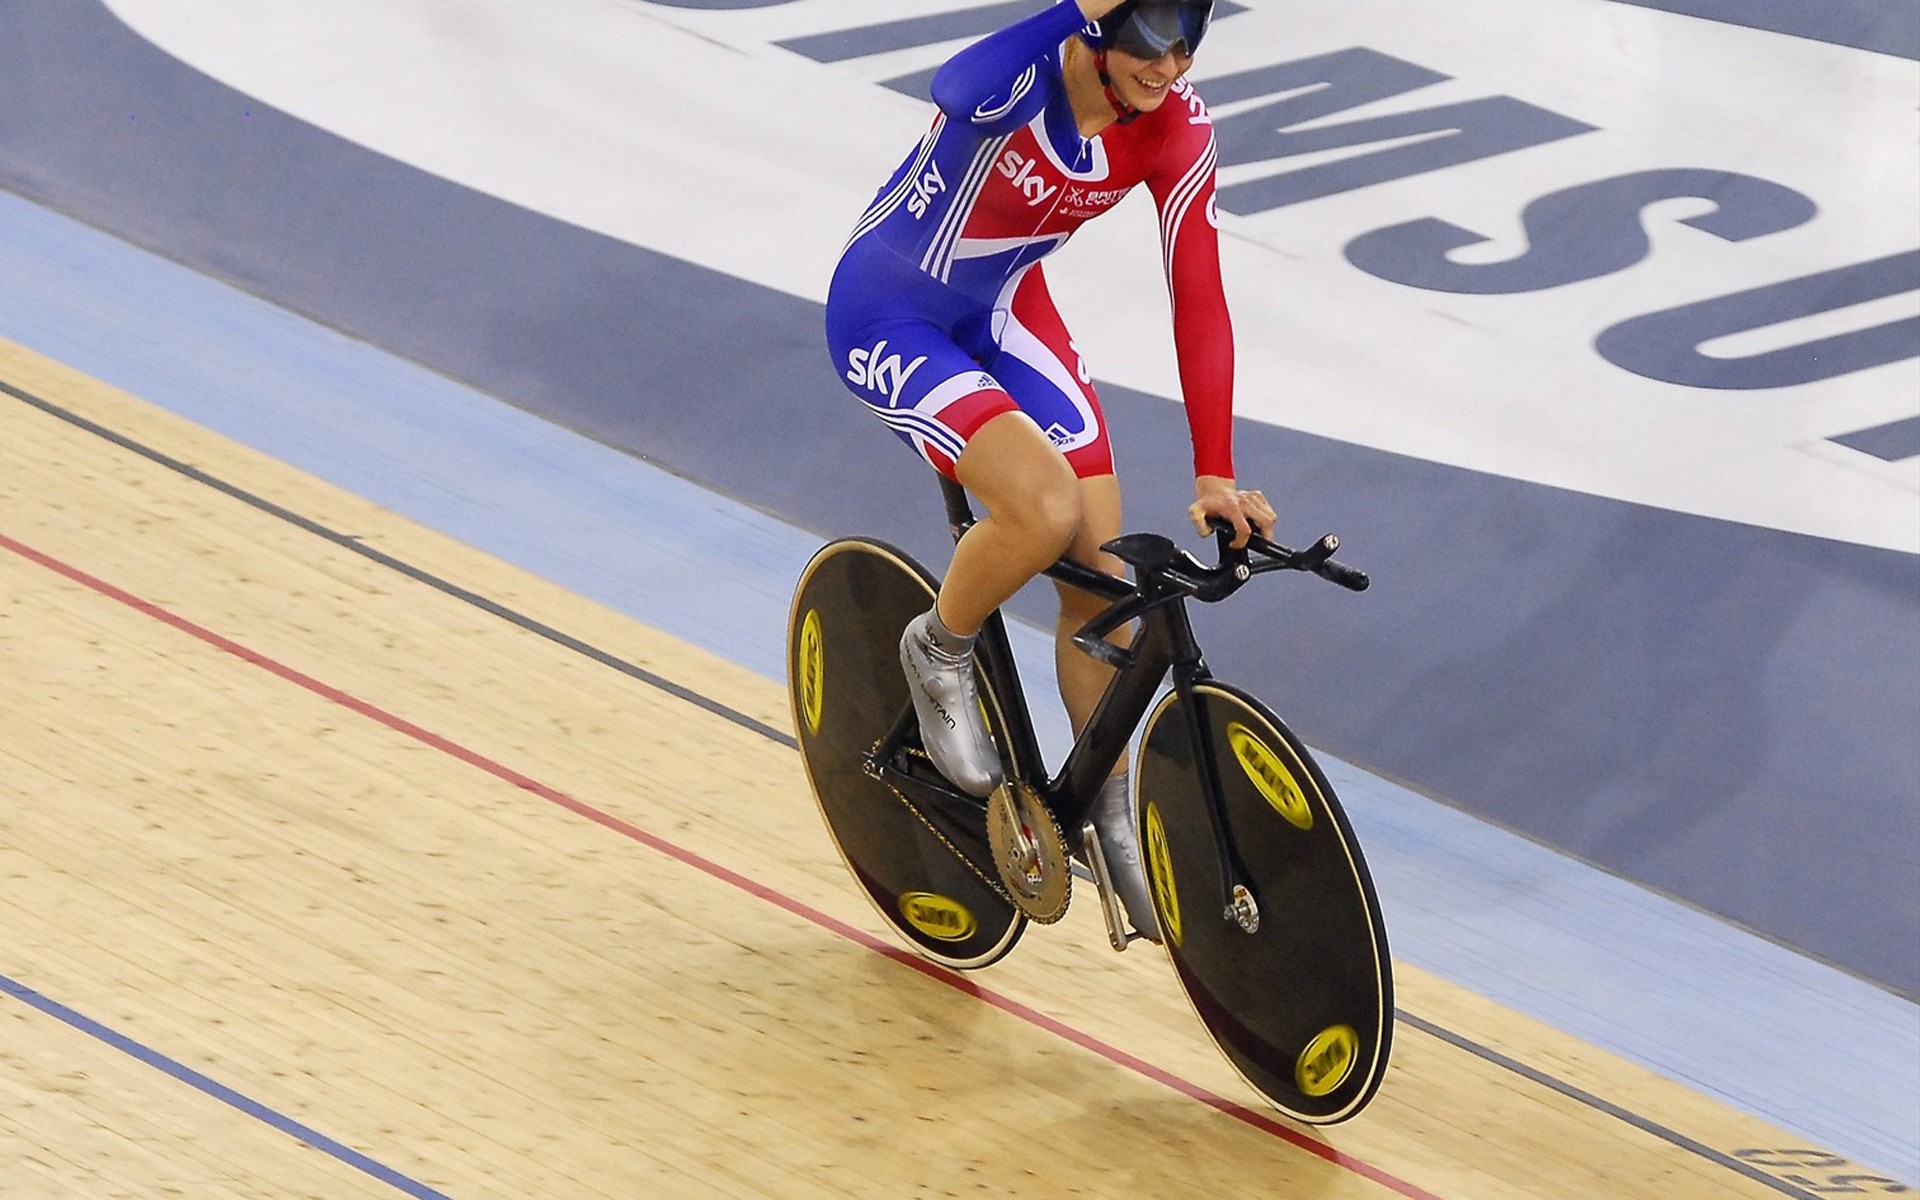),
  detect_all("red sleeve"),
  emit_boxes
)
[1145,83,1235,480]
